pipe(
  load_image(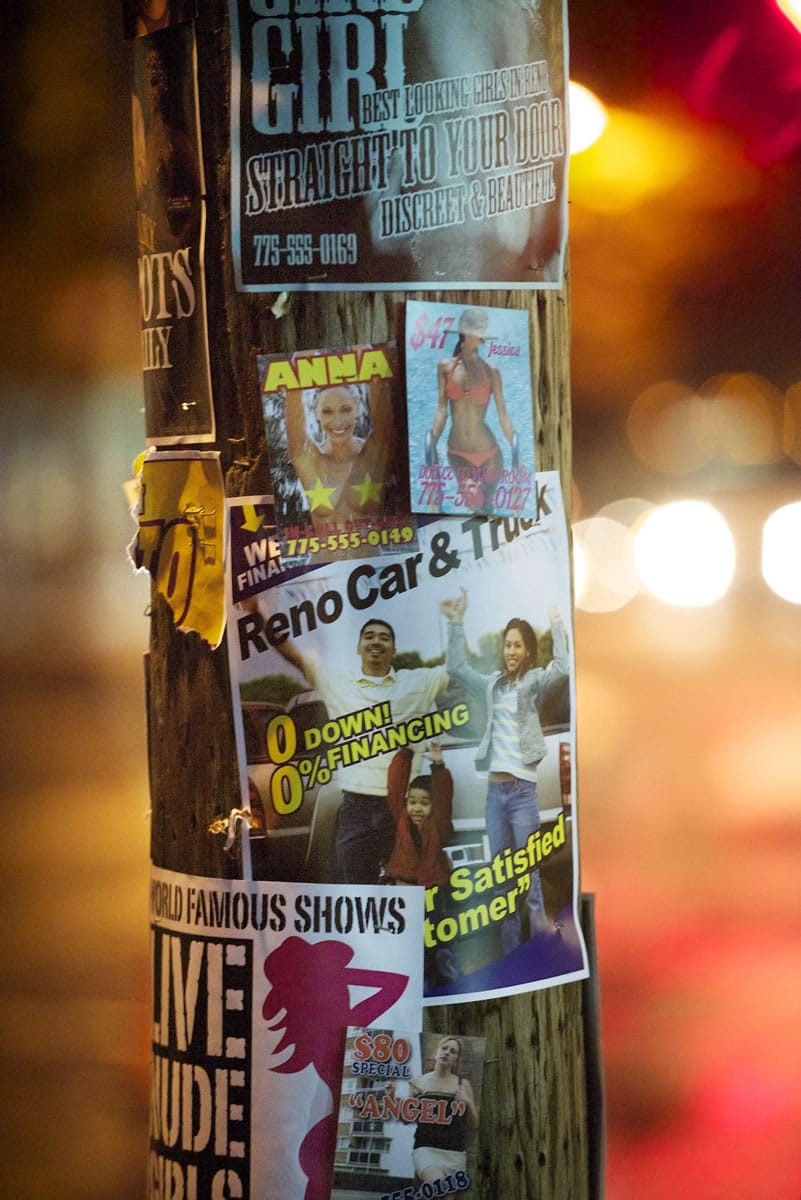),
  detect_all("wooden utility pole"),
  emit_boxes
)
[143,3,593,1198]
